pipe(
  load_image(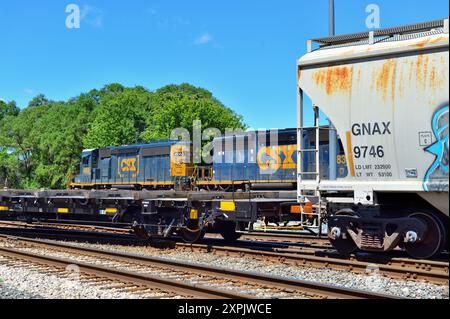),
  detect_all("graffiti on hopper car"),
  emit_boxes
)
[424,105,449,192]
